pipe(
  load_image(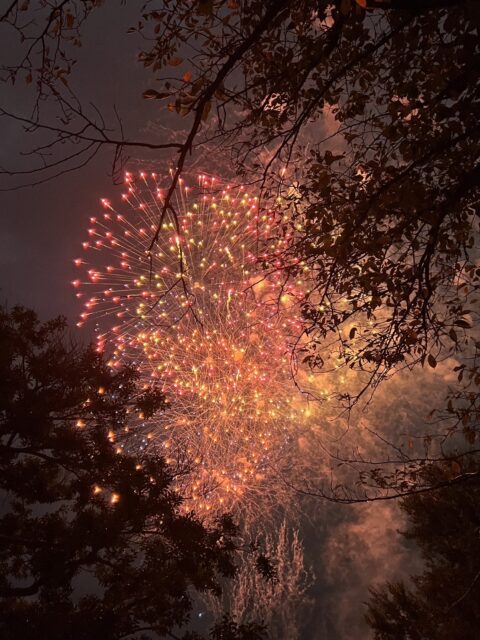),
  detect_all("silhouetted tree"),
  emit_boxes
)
[0,306,267,640]
[365,456,480,639]
[133,0,480,503]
